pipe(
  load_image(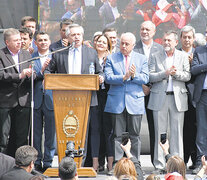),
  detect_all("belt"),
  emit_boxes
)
[166,91,174,95]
